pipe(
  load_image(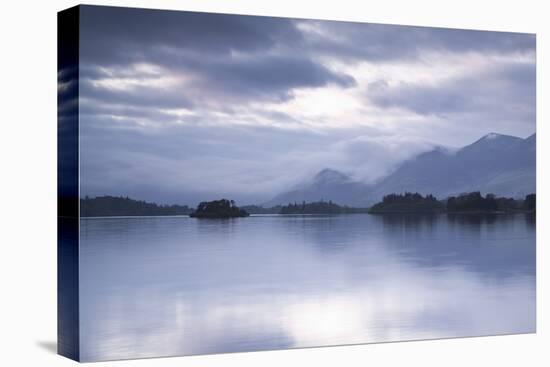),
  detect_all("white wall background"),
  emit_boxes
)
[0,0,547,366]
